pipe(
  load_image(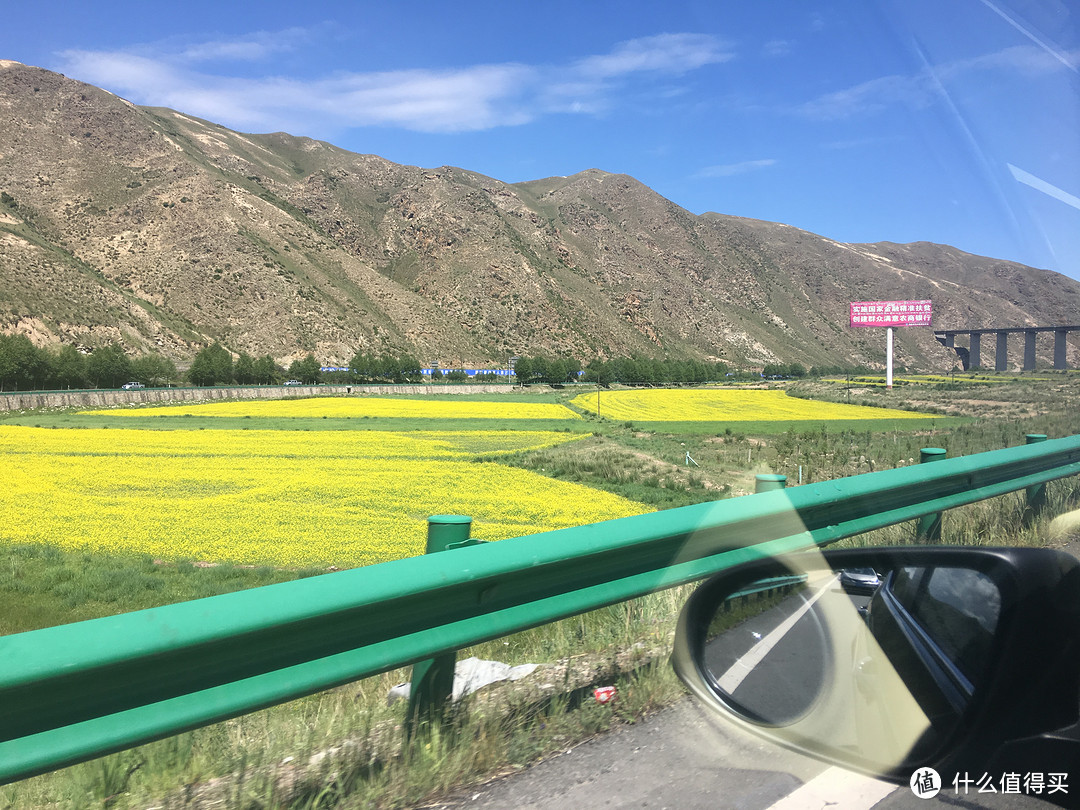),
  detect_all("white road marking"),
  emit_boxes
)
[716,573,837,693]
[768,765,897,809]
